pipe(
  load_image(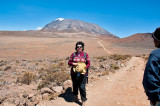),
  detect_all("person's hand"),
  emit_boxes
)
[73,63,78,66]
